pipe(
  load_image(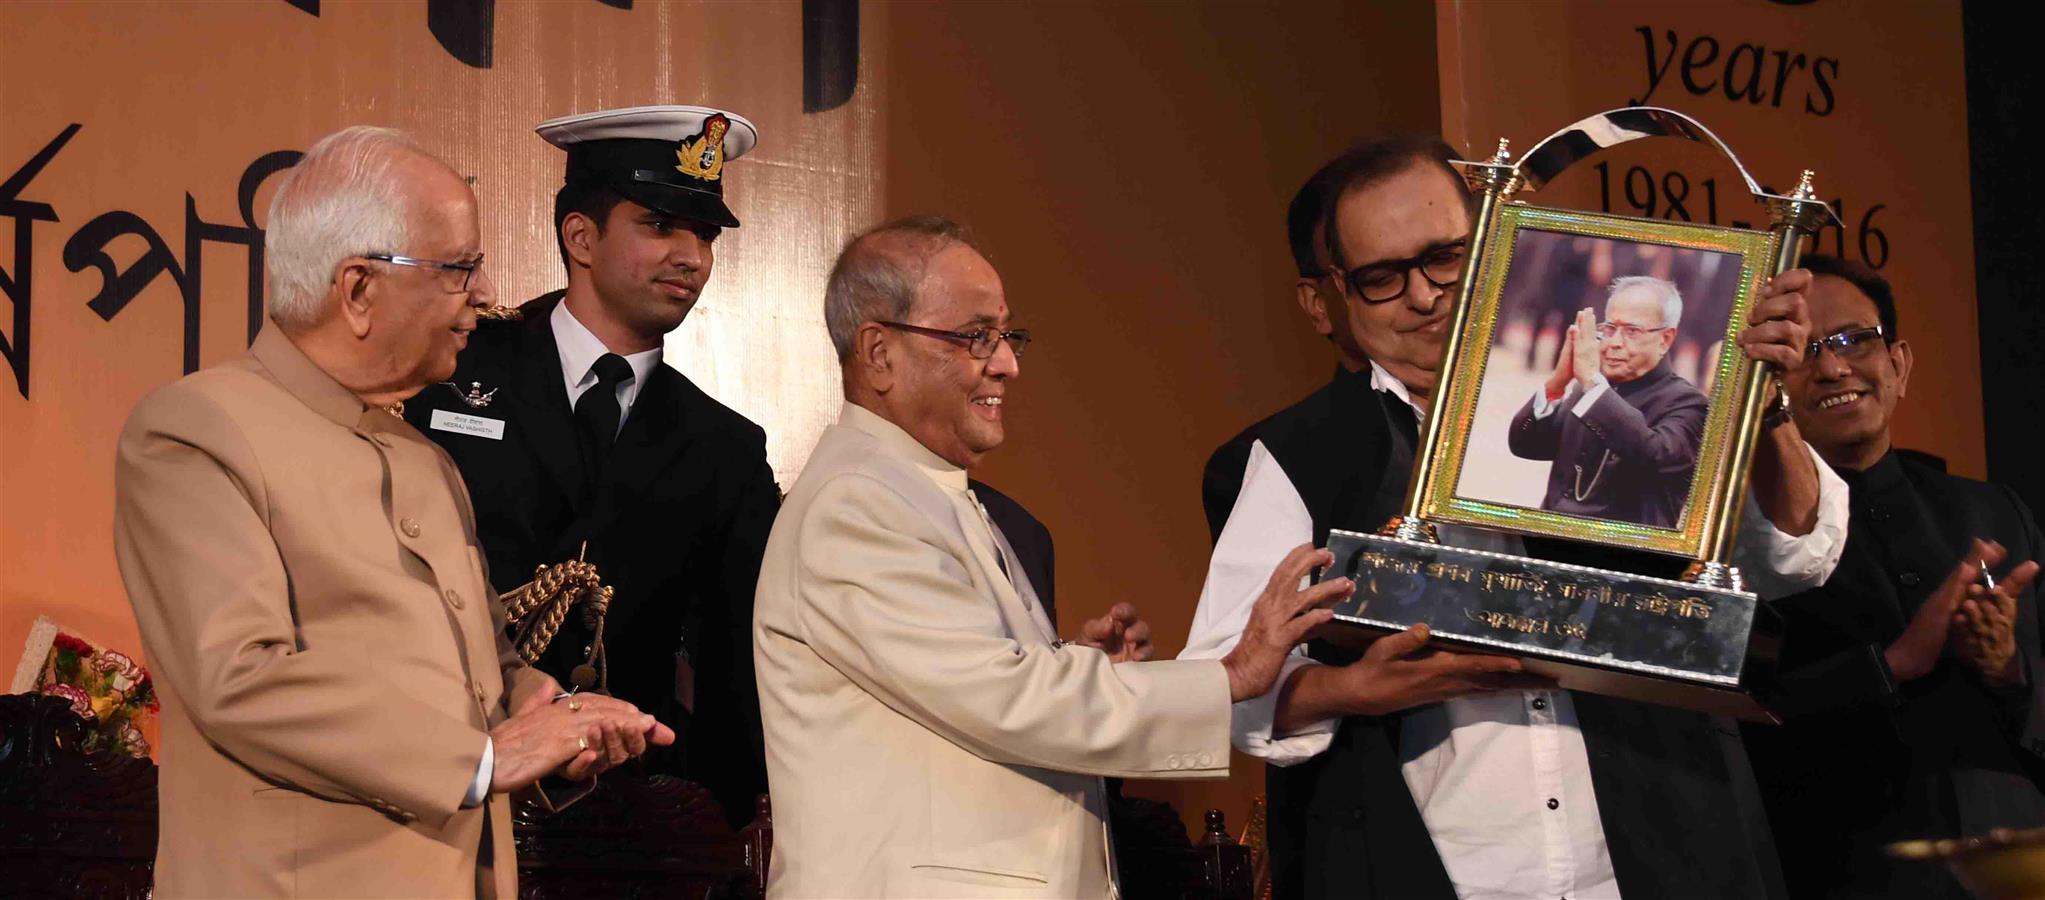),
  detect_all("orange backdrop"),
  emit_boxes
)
[0,0,1441,833]
[1437,0,1982,477]
[1,0,878,755]
[0,0,1984,840]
